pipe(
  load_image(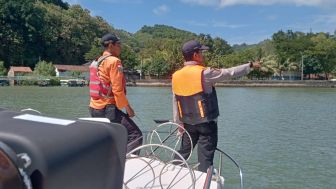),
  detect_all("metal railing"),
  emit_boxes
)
[202,165,214,189]
[215,148,244,189]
